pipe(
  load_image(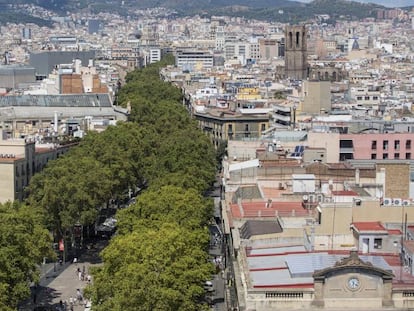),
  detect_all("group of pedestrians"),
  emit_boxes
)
[76,265,91,283]
[55,257,92,311]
